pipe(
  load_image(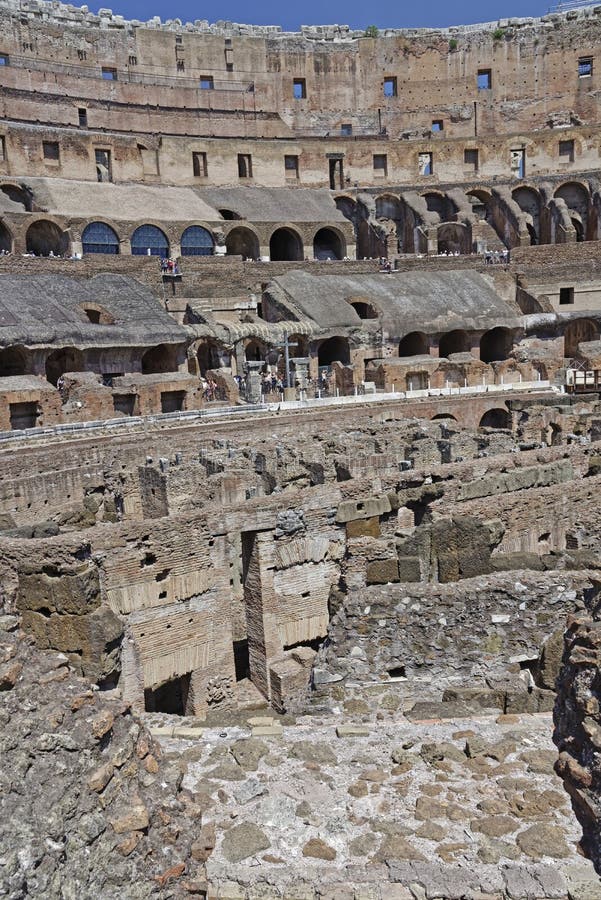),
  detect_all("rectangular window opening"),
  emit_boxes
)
[238,153,252,178]
[284,154,299,179]
[95,148,112,183]
[0,136,6,163]
[226,62,234,72]
[559,139,575,162]
[418,151,433,176]
[340,123,353,136]
[431,119,443,132]
[510,148,525,179]
[293,78,306,99]
[373,153,387,176]
[328,157,344,190]
[128,54,137,66]
[78,107,88,128]
[464,148,479,170]
[101,66,117,80]
[559,287,574,305]
[113,394,136,416]
[192,151,208,177]
[177,60,185,72]
[0,54,9,66]
[383,76,397,98]
[9,402,39,430]
[199,75,214,90]
[477,69,492,90]
[161,391,185,414]
[42,140,60,162]
[579,57,593,78]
